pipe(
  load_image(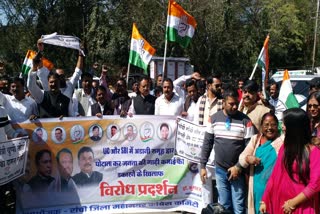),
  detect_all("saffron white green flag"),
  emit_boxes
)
[129,23,156,73]
[166,0,197,48]
[21,50,54,75]
[278,69,299,109]
[257,35,269,97]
